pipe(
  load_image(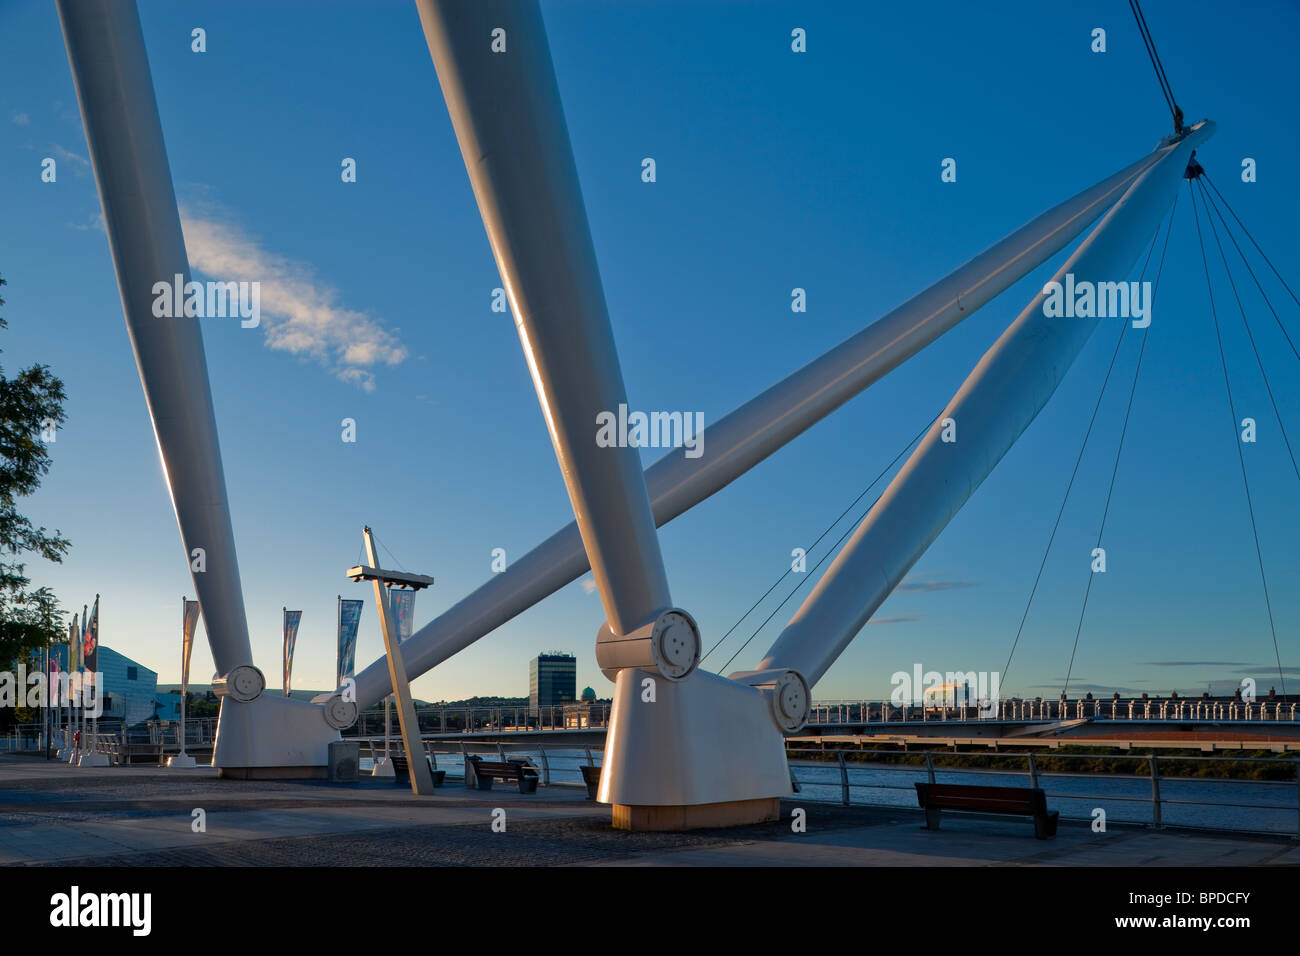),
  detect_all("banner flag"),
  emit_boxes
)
[83,596,99,674]
[49,645,63,706]
[70,615,81,672]
[181,600,201,695]
[389,589,416,644]
[337,598,363,686]
[283,609,302,697]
